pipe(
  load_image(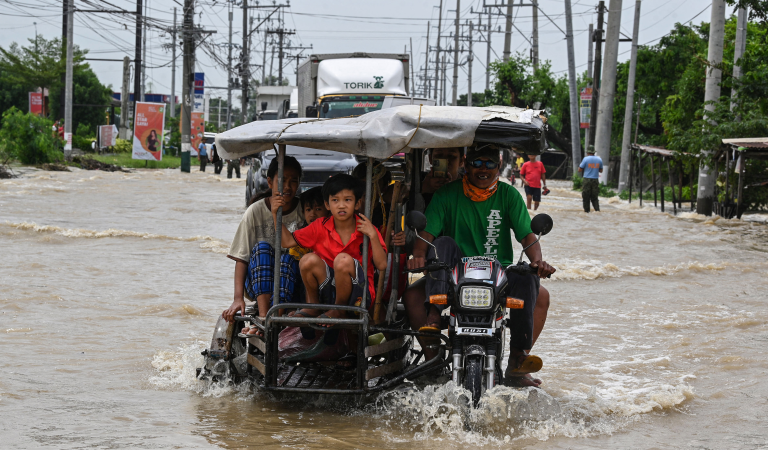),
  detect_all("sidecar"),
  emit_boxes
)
[197,105,548,395]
